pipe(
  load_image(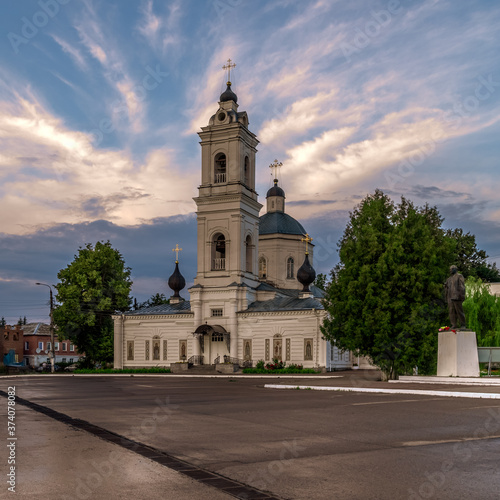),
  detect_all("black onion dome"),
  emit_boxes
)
[168,262,186,298]
[297,254,316,292]
[266,180,285,198]
[220,83,238,103]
